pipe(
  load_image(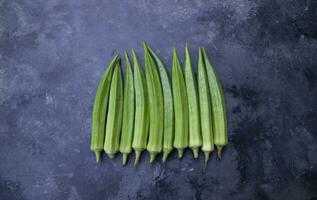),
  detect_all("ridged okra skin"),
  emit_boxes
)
[197,48,214,165]
[104,63,123,159]
[131,49,149,166]
[172,48,189,158]
[203,48,228,159]
[147,45,174,162]
[119,51,135,165]
[184,44,202,159]
[143,43,164,163]
[91,54,119,163]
